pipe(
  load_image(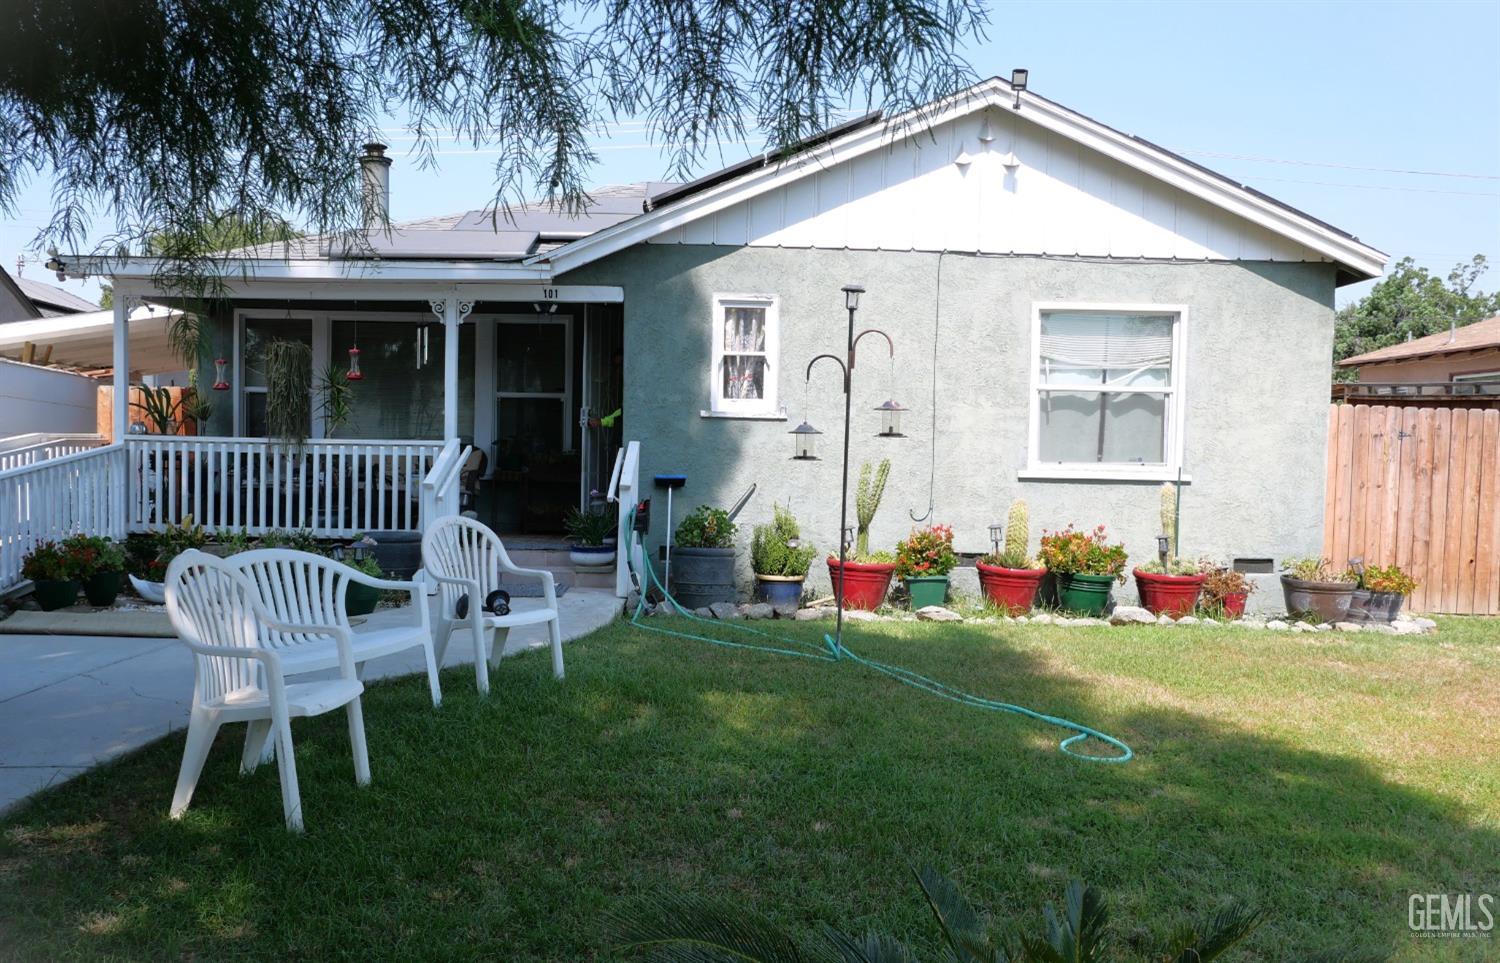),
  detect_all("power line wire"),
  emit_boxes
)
[1173,147,1500,181]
